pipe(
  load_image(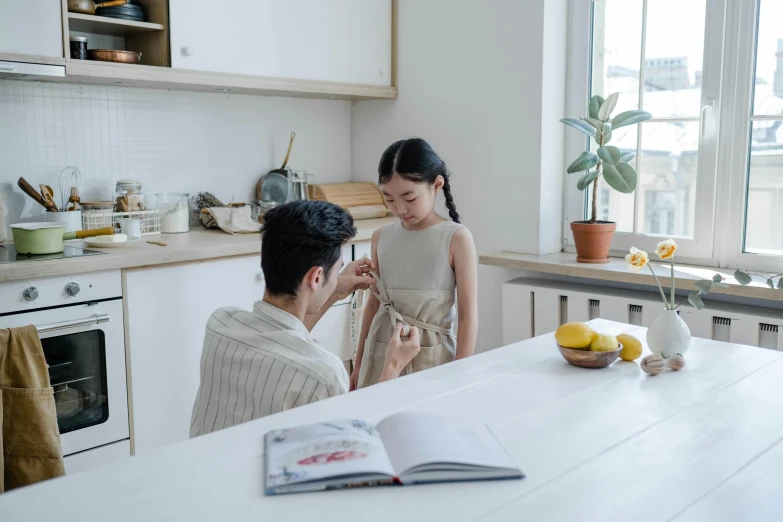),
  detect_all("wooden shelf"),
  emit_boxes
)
[63,60,398,101]
[67,13,164,37]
